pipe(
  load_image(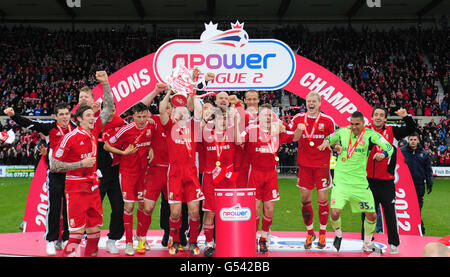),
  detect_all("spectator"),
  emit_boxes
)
[0,24,448,171]
[401,132,434,235]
